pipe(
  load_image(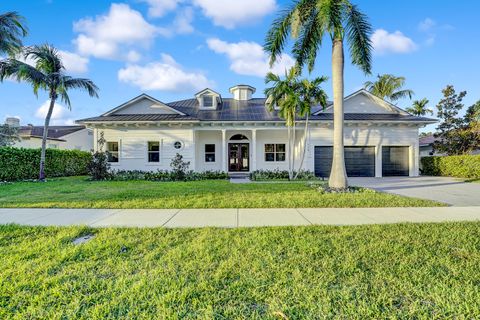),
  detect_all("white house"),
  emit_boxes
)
[5,117,93,151]
[77,85,435,177]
